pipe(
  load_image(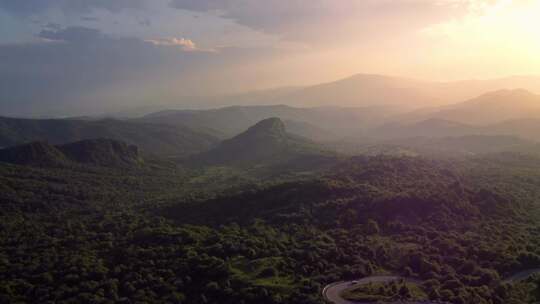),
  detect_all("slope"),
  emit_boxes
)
[0,142,69,167]
[192,117,333,166]
[0,116,219,156]
[58,139,143,167]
